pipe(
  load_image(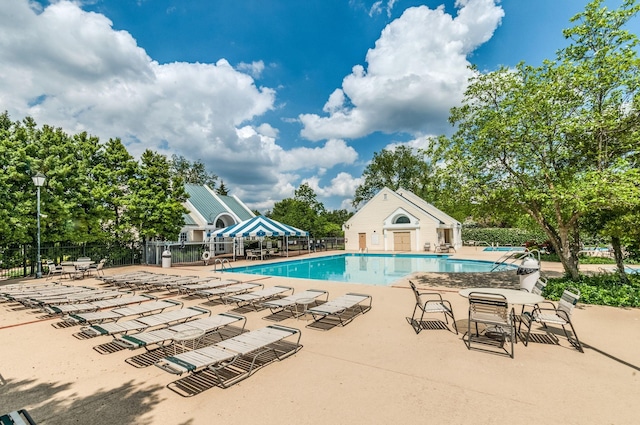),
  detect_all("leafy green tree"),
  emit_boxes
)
[580,164,640,281]
[440,0,640,278]
[170,154,218,188]
[353,145,433,208]
[0,116,13,231]
[0,116,41,245]
[294,183,325,215]
[127,150,189,243]
[269,198,317,235]
[93,138,138,241]
[322,209,353,227]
